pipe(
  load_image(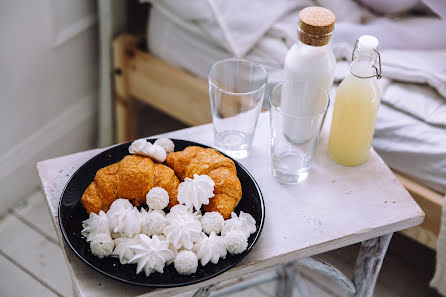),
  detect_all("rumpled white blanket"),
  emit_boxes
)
[147,0,446,123]
[143,0,446,293]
